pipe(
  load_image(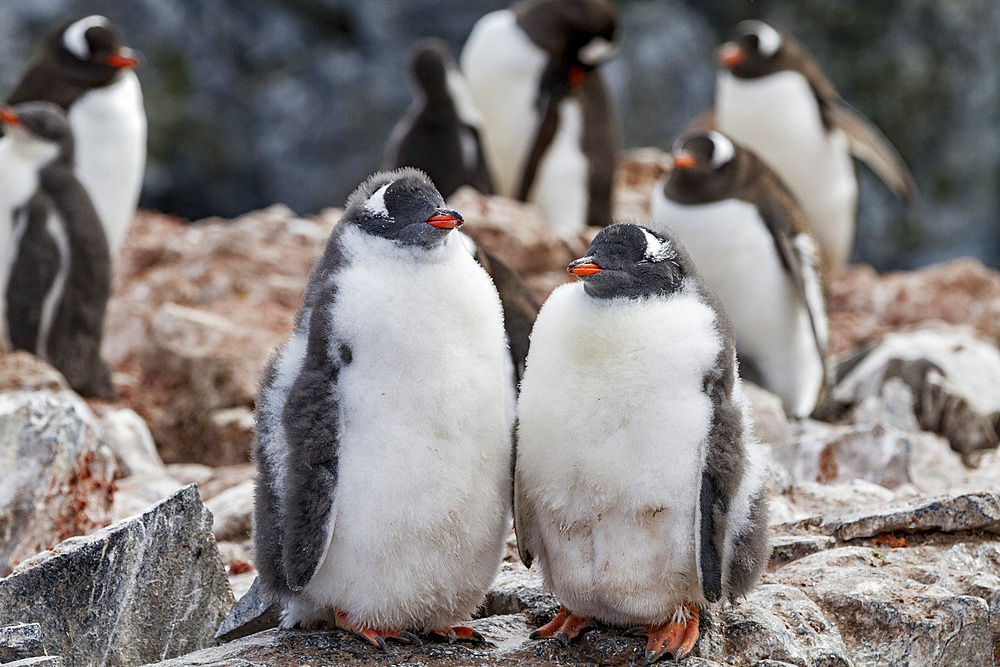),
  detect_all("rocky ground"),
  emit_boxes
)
[4,150,1000,665]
